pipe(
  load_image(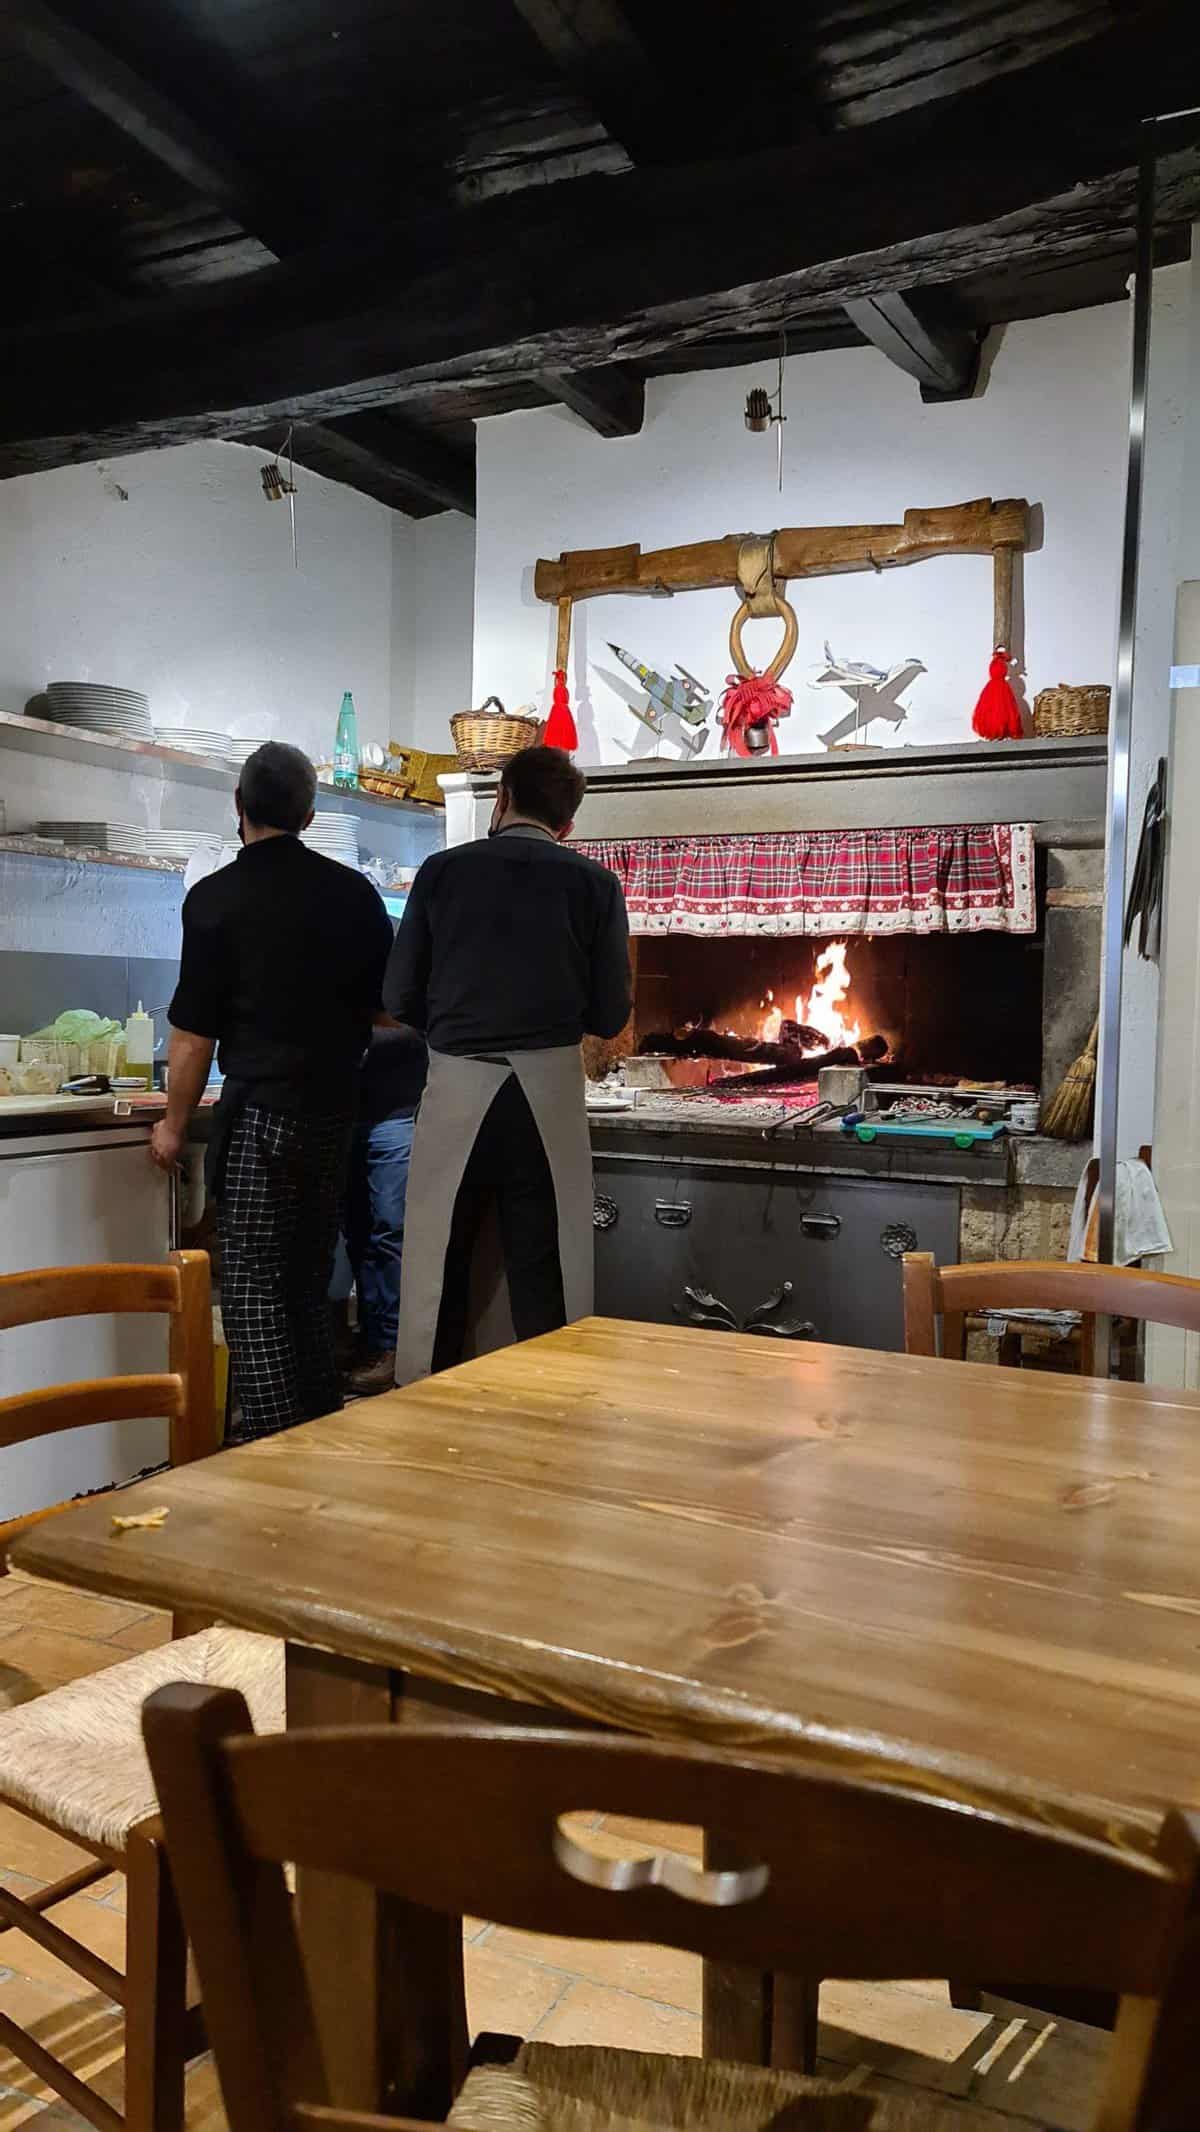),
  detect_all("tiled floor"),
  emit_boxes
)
[0,1572,1104,2130]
